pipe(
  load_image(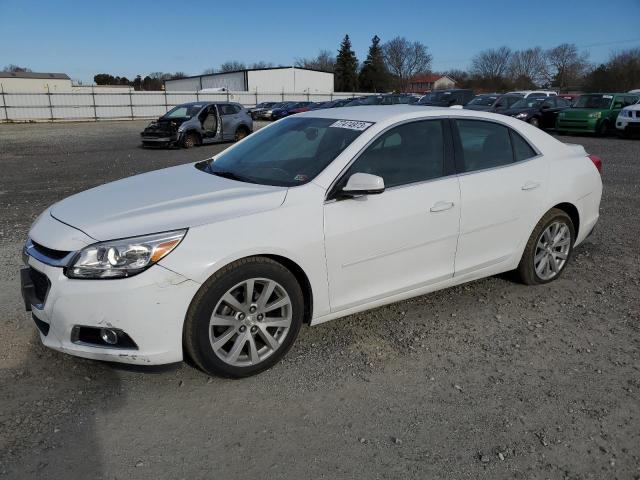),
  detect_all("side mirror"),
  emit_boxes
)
[541,104,550,110]
[342,173,385,196]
